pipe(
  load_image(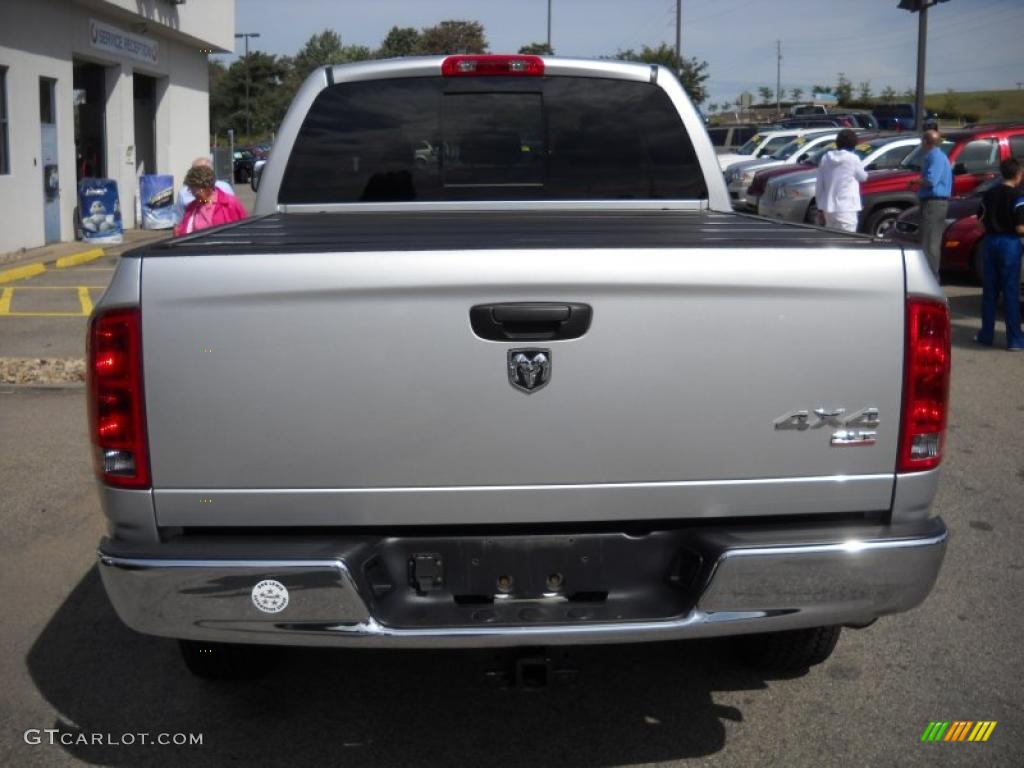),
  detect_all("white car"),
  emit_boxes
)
[723,131,839,209]
[716,128,834,171]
